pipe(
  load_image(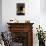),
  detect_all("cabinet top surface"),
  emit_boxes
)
[7,23,34,26]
